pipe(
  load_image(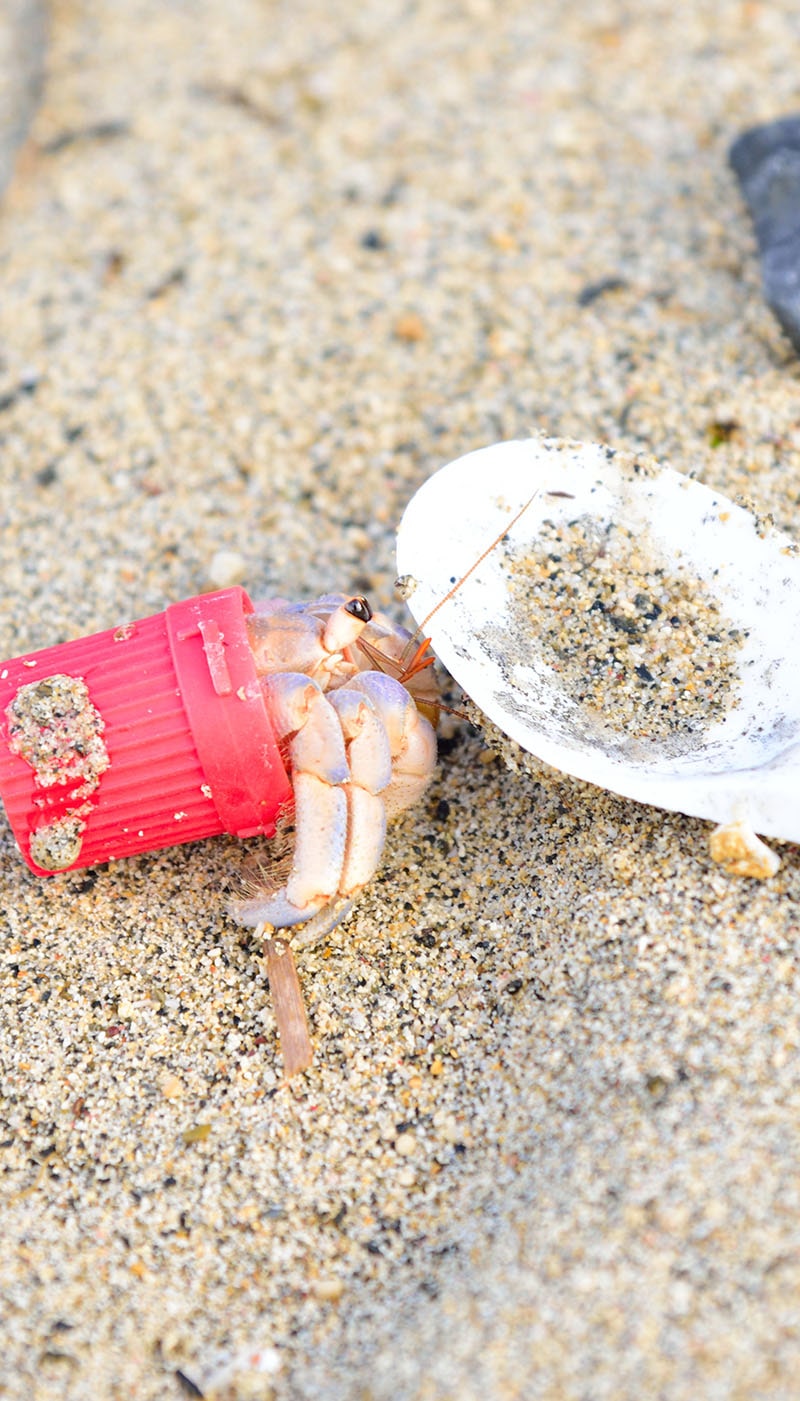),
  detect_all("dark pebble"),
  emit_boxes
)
[730,115,800,352]
[360,229,387,250]
[608,613,640,638]
[174,1370,204,1399]
[576,276,628,307]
